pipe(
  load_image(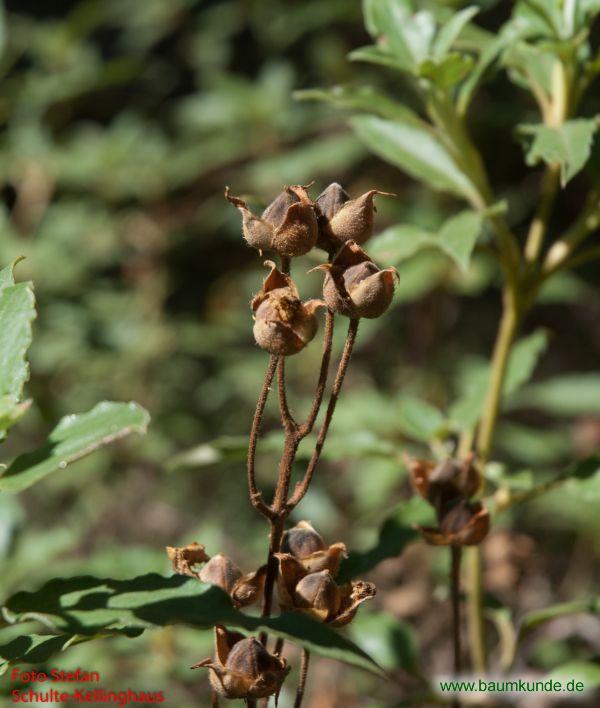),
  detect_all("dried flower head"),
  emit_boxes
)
[276,555,376,627]
[281,520,348,573]
[193,625,290,700]
[315,183,394,251]
[313,241,398,319]
[405,454,490,547]
[166,545,266,608]
[166,542,209,578]
[252,261,324,356]
[225,185,318,257]
[276,521,373,627]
